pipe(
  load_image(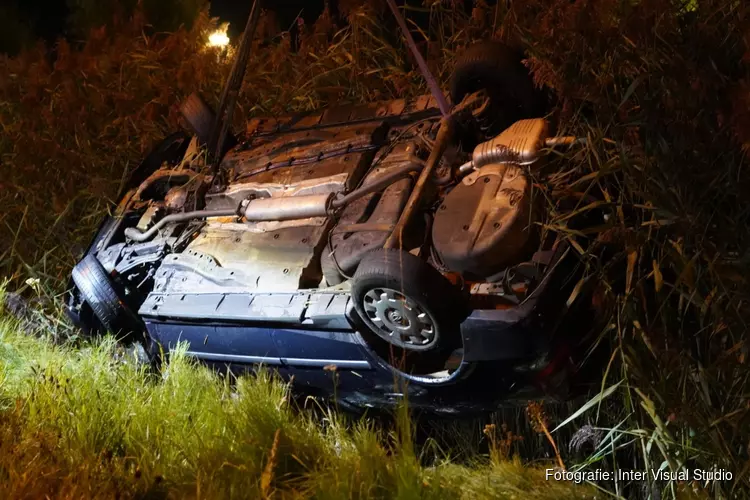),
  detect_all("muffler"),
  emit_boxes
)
[242,193,333,221]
